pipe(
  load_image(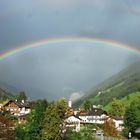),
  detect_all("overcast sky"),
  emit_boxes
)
[0,0,140,100]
